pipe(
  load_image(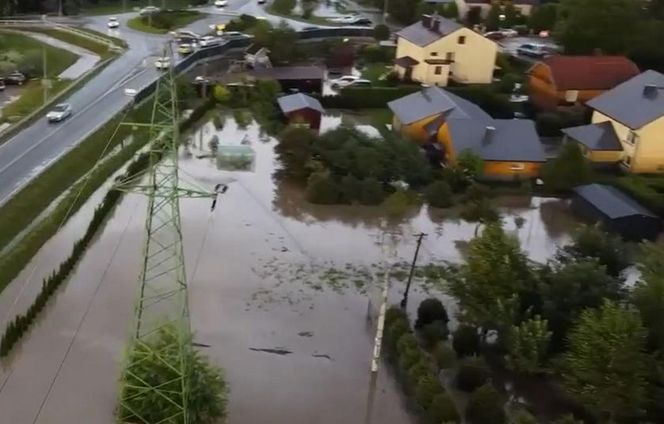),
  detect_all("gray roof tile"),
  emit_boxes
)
[277,93,325,114]
[562,121,623,151]
[396,17,462,47]
[587,70,664,129]
[574,184,657,219]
